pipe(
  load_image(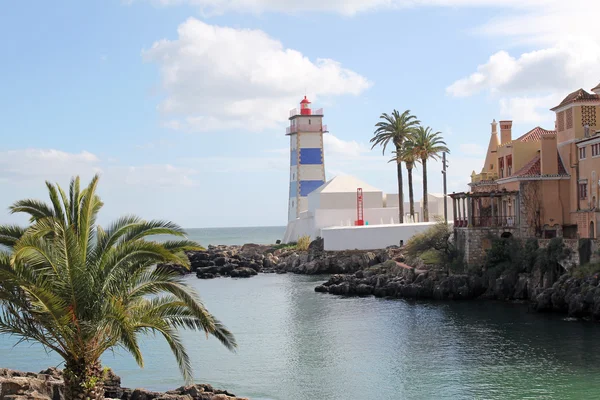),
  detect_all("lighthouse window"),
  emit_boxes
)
[308,119,311,125]
[292,200,295,207]
[292,173,295,180]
